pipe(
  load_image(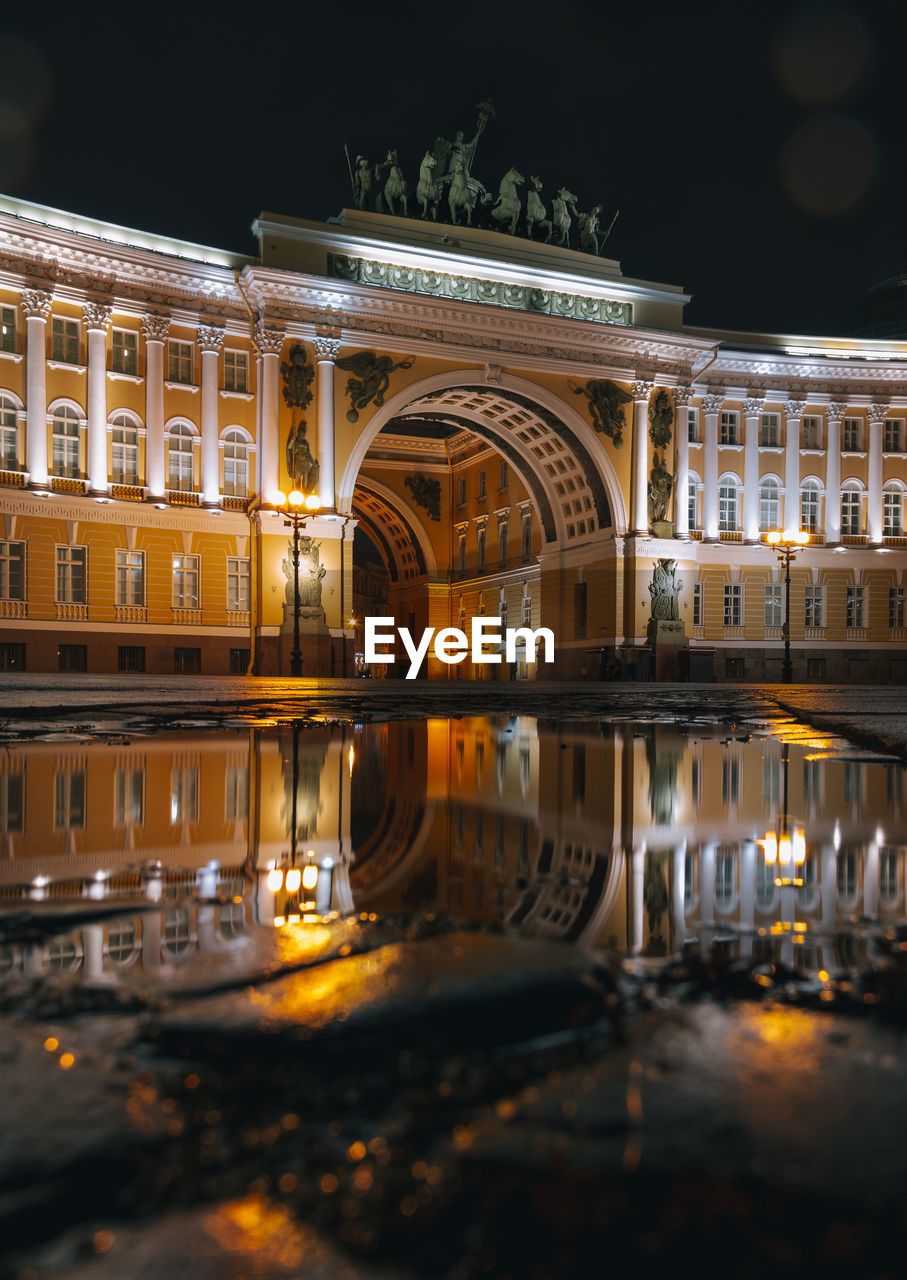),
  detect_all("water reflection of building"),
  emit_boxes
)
[1,720,905,978]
